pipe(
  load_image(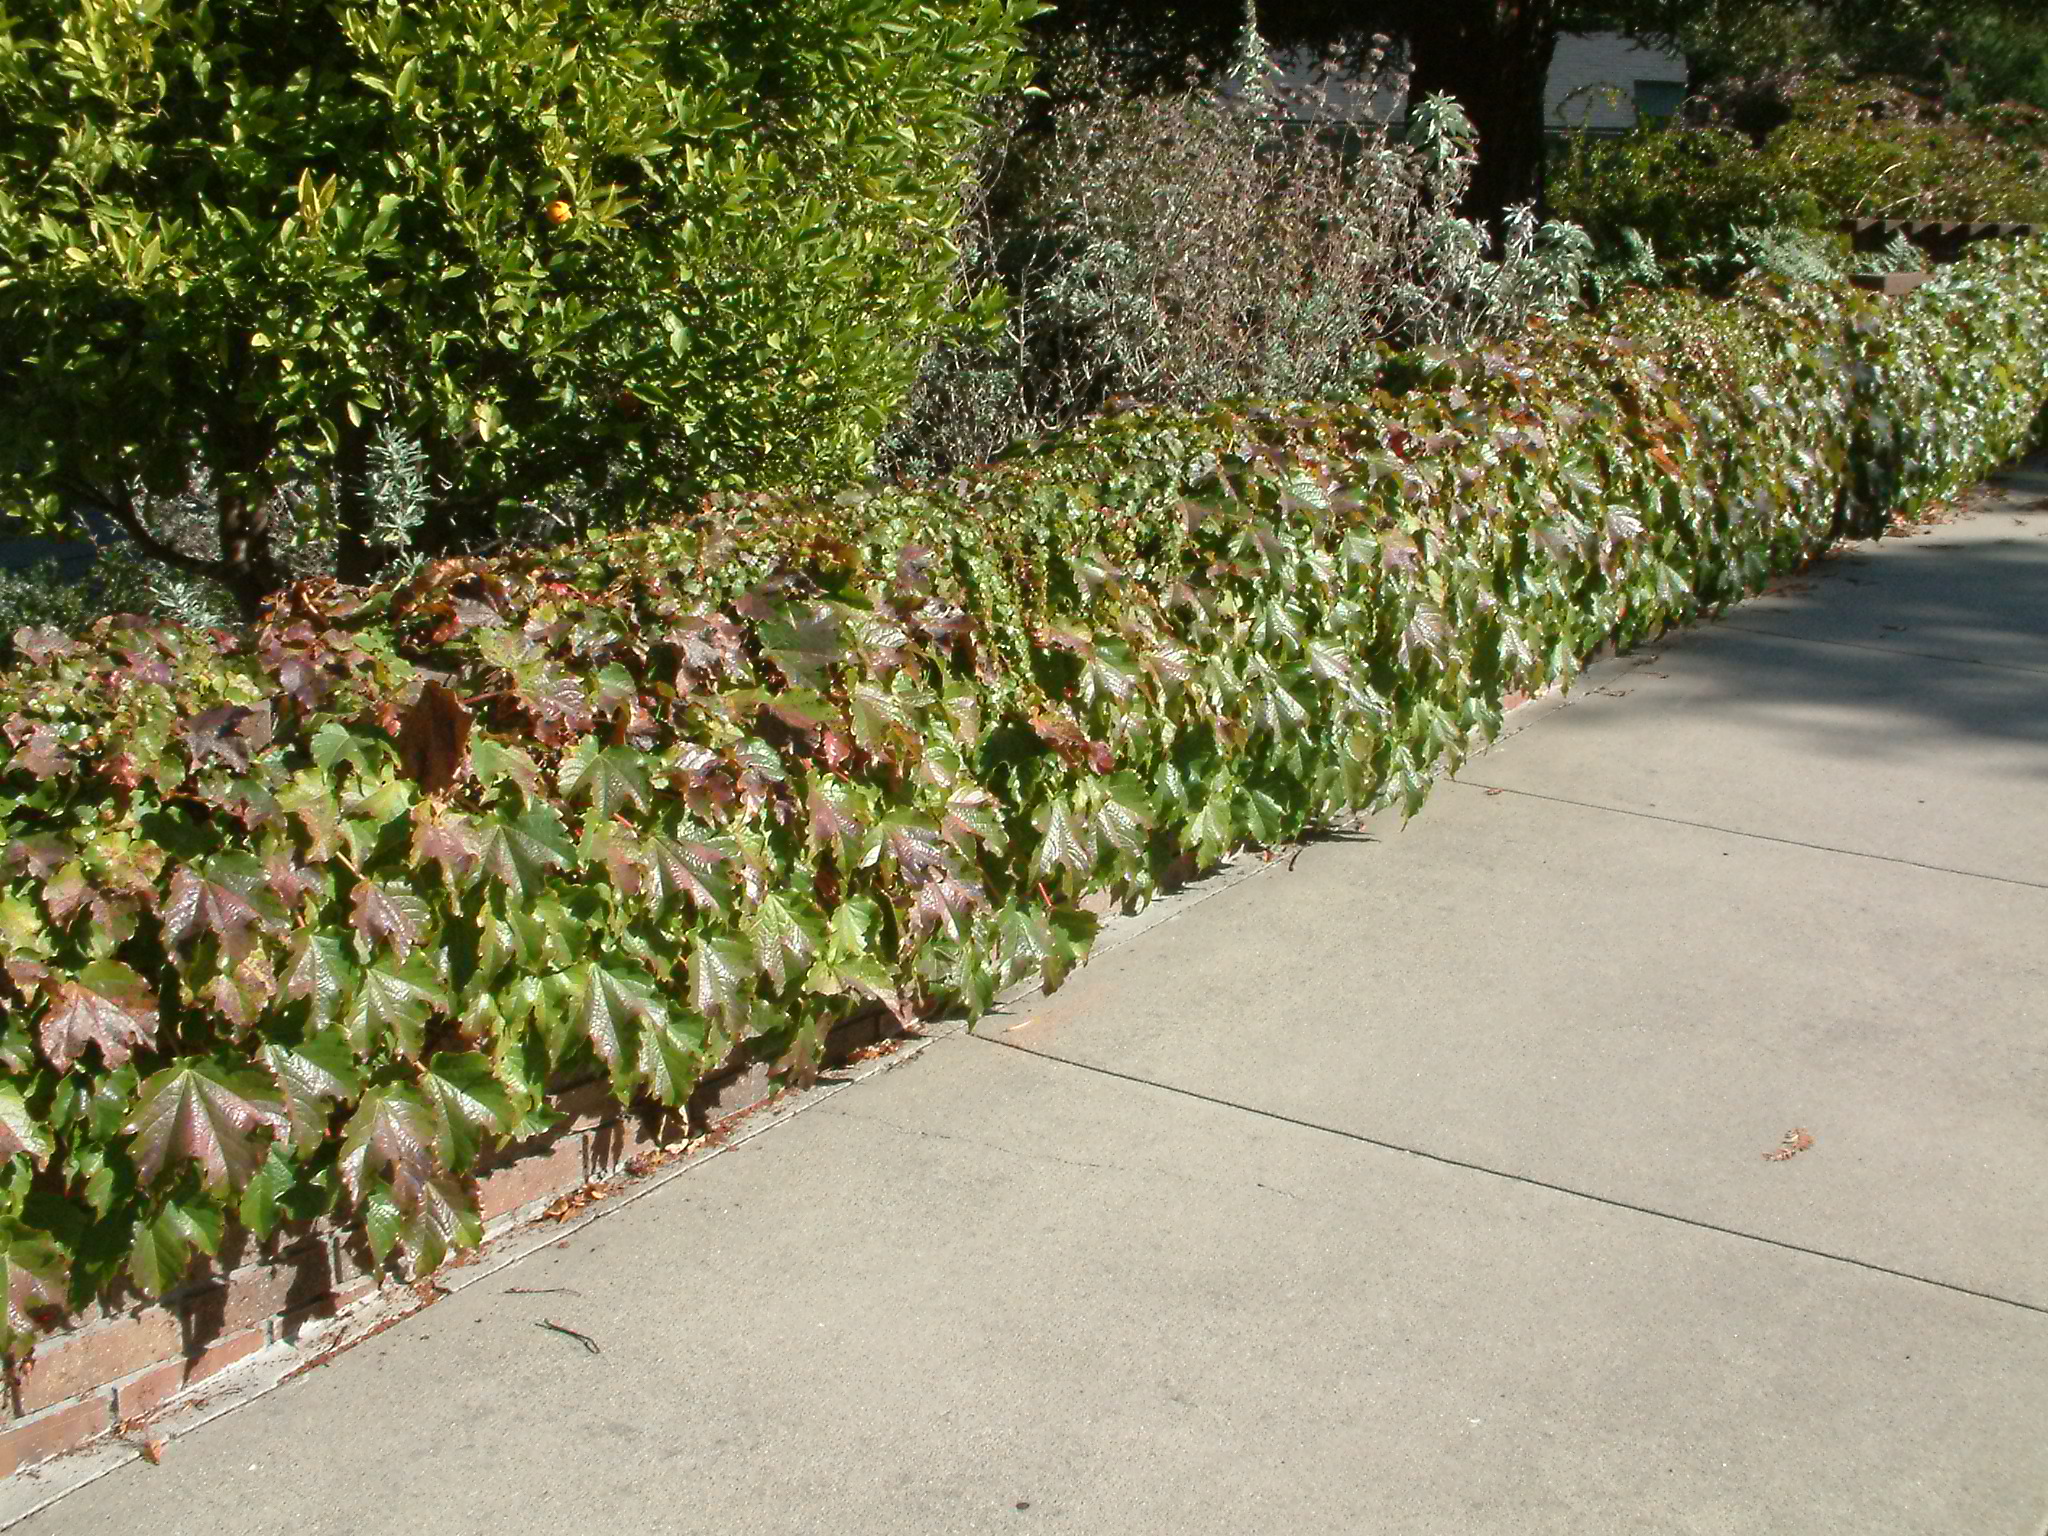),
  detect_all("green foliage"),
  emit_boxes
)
[1554,77,2048,275]
[0,0,1034,613]
[3,242,2047,1349]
